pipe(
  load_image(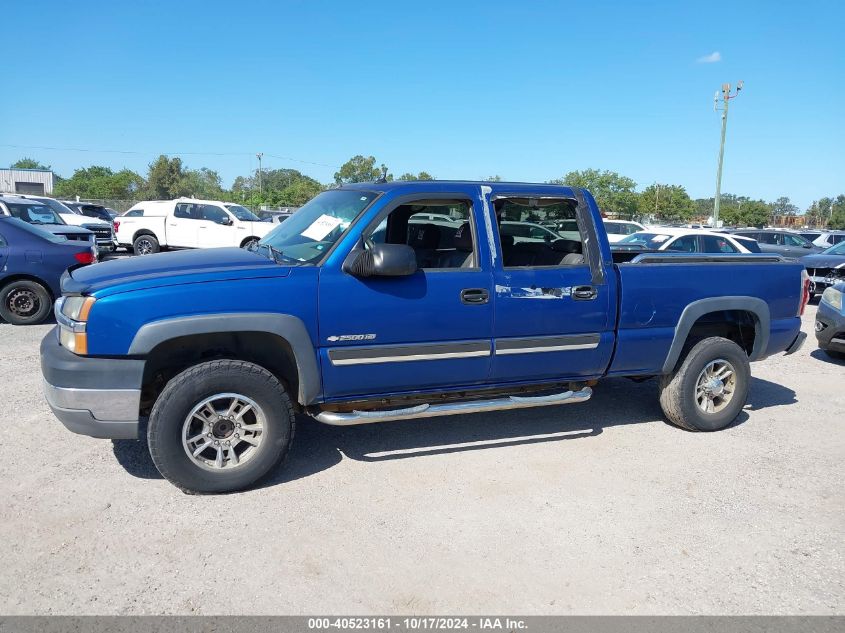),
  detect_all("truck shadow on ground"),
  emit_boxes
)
[111,376,797,487]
